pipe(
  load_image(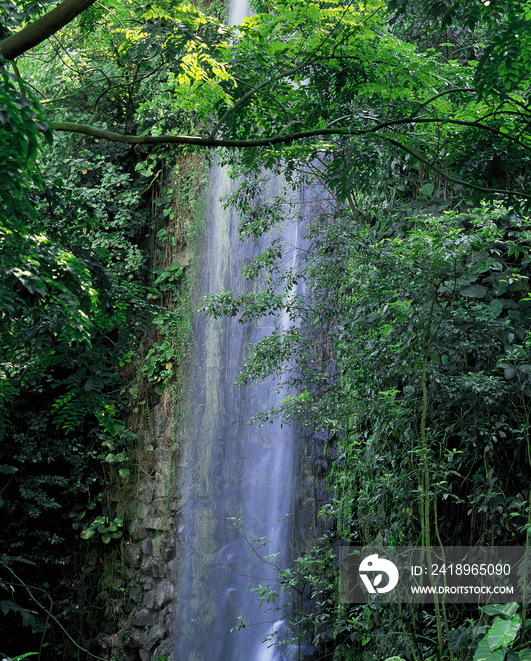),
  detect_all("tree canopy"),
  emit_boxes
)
[1,0,531,205]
